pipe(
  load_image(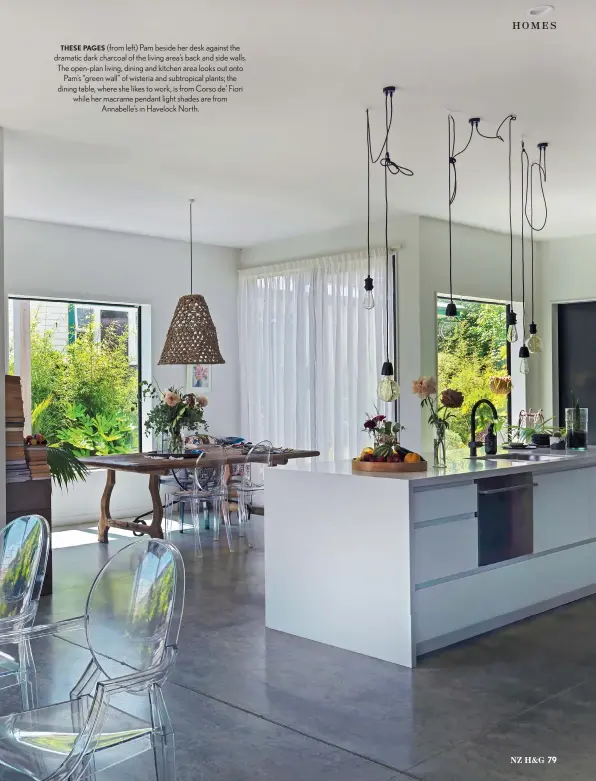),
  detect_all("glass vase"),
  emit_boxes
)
[433,422,447,468]
[565,408,588,451]
[161,431,183,455]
